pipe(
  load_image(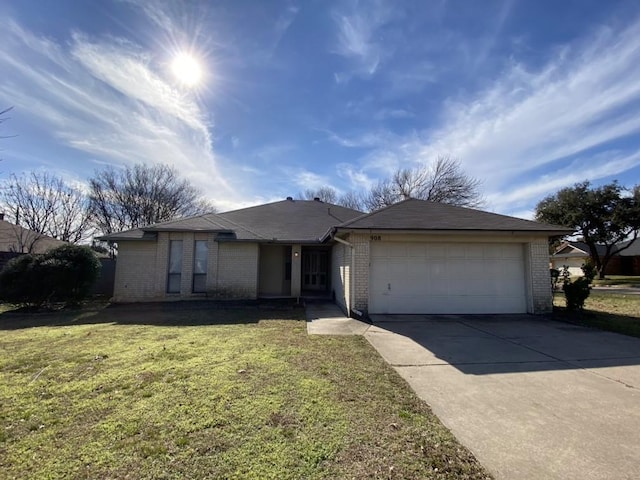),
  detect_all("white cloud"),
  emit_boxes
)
[332,0,394,79]
[419,20,640,191]
[320,128,393,148]
[337,16,640,214]
[0,19,240,206]
[336,163,375,190]
[488,150,640,212]
[70,34,208,132]
[294,170,334,190]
